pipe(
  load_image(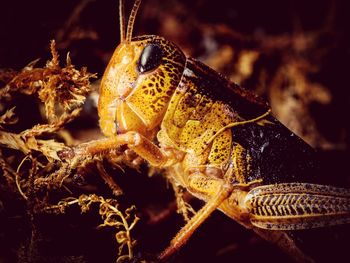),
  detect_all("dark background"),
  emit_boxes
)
[1,0,350,262]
